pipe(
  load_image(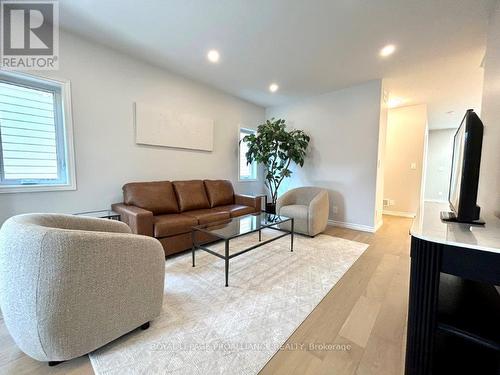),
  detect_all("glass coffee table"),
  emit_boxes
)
[191,213,294,287]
